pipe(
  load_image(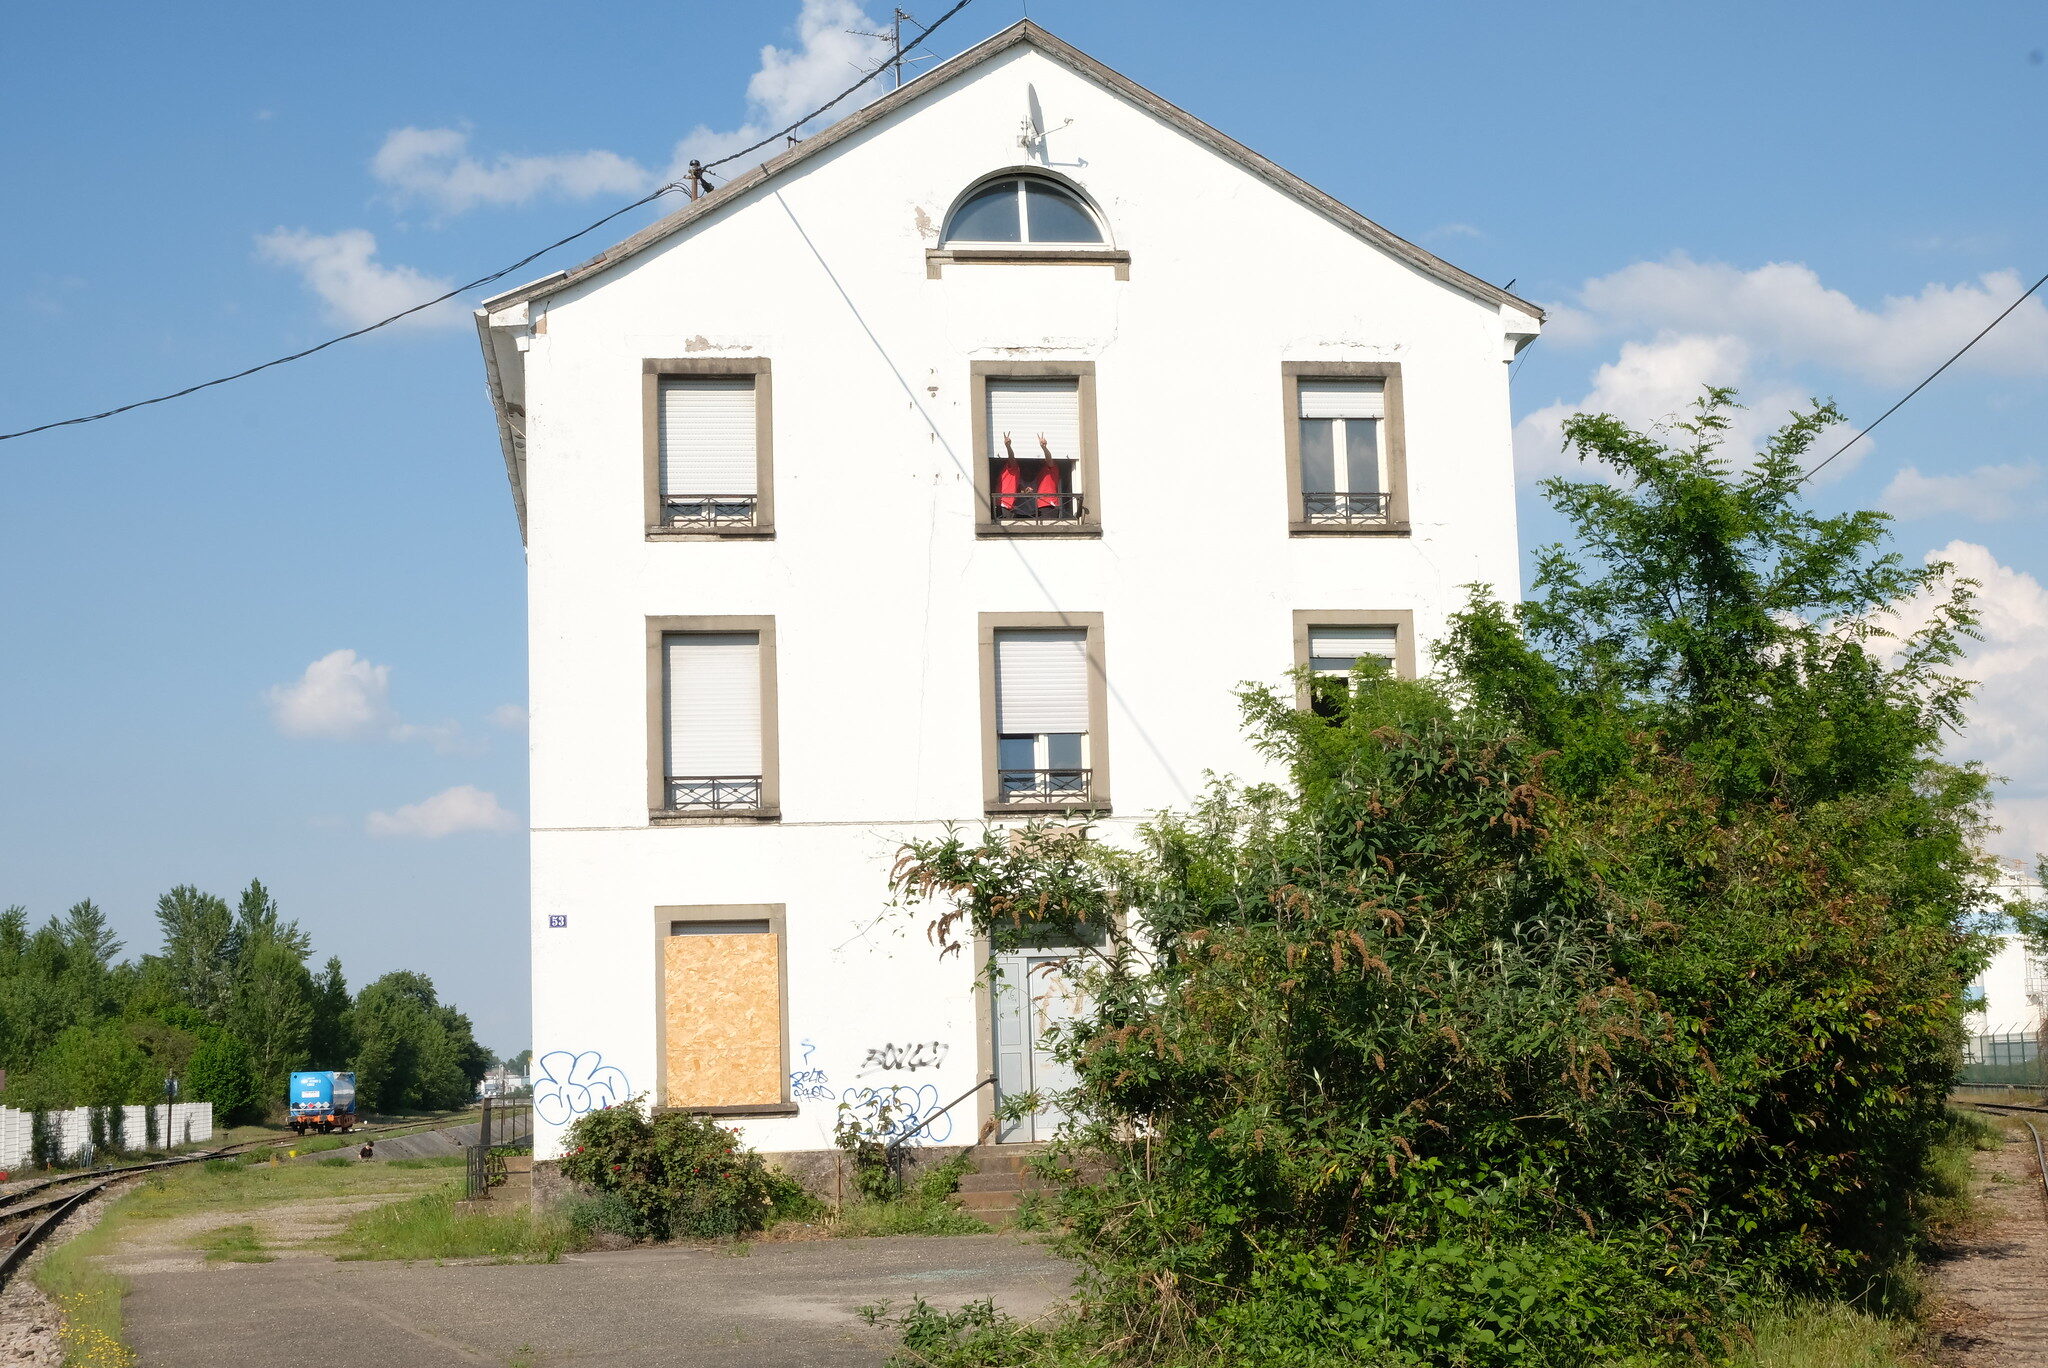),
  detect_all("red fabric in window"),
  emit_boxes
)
[1035,434,1063,510]
[998,434,1021,512]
